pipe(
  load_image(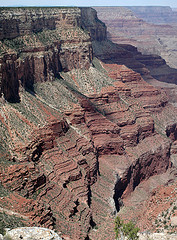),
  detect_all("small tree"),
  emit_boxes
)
[114,216,139,240]
[115,216,124,240]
